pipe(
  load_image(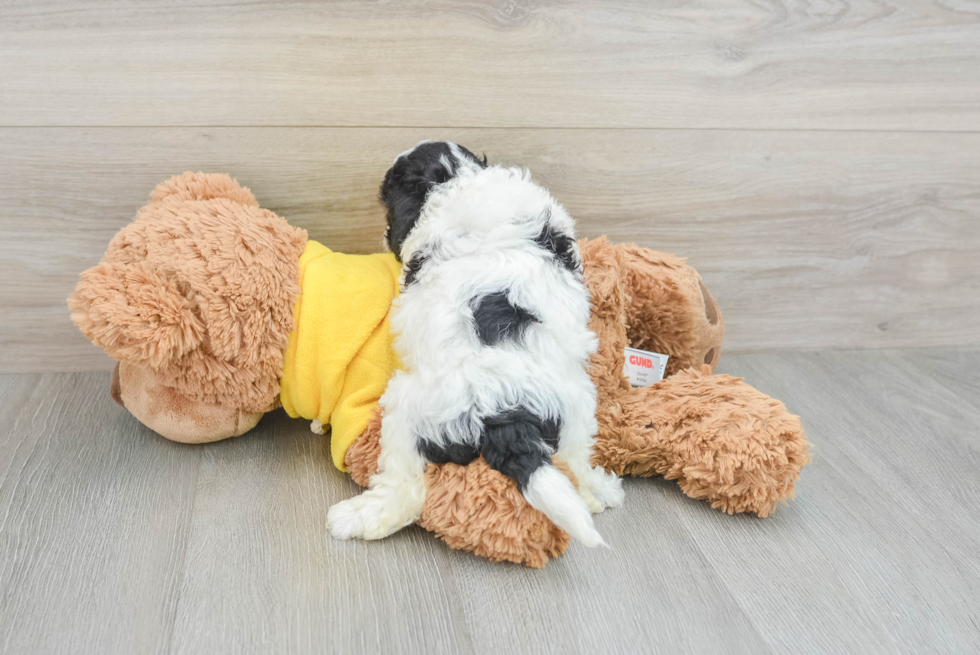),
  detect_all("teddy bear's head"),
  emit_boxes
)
[69,173,307,442]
